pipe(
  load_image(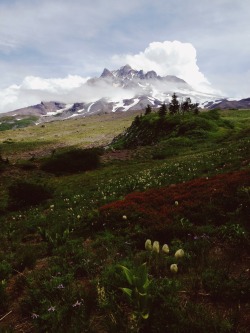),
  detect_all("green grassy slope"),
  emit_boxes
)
[0,109,249,332]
